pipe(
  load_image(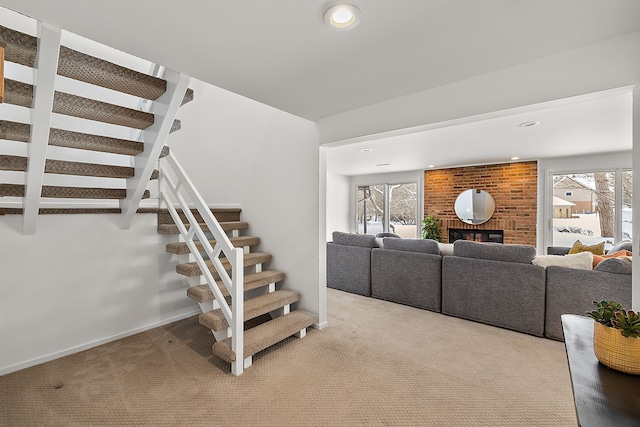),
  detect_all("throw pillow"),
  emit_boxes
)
[593,257,632,275]
[568,240,605,256]
[531,251,593,270]
[592,249,633,268]
[607,239,633,254]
